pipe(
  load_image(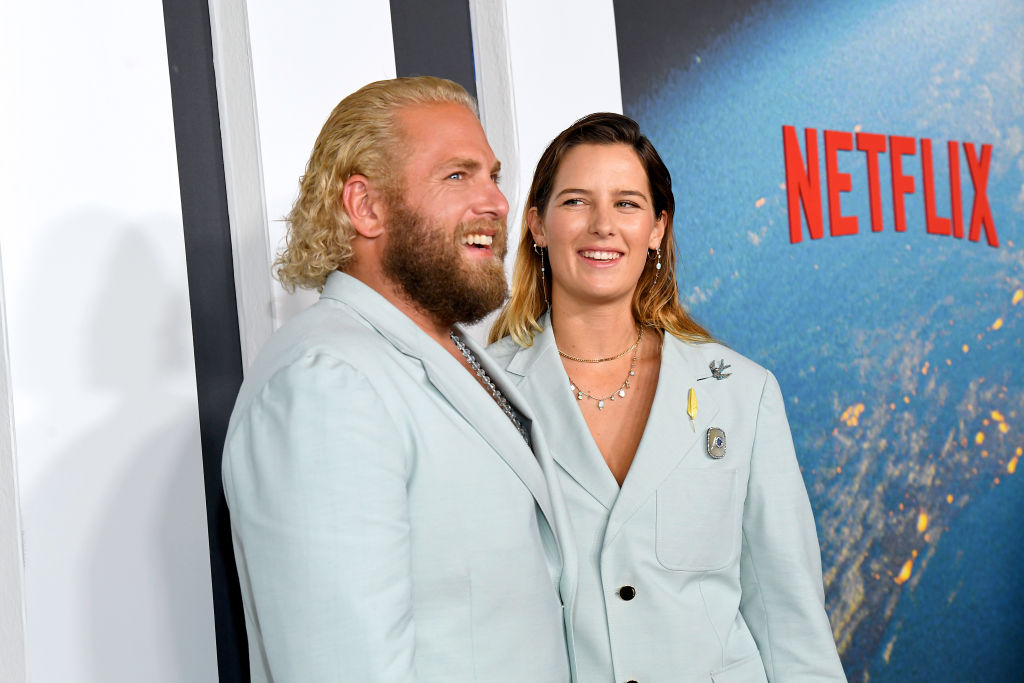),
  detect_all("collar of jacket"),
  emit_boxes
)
[319,271,560,548]
[503,311,721,541]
